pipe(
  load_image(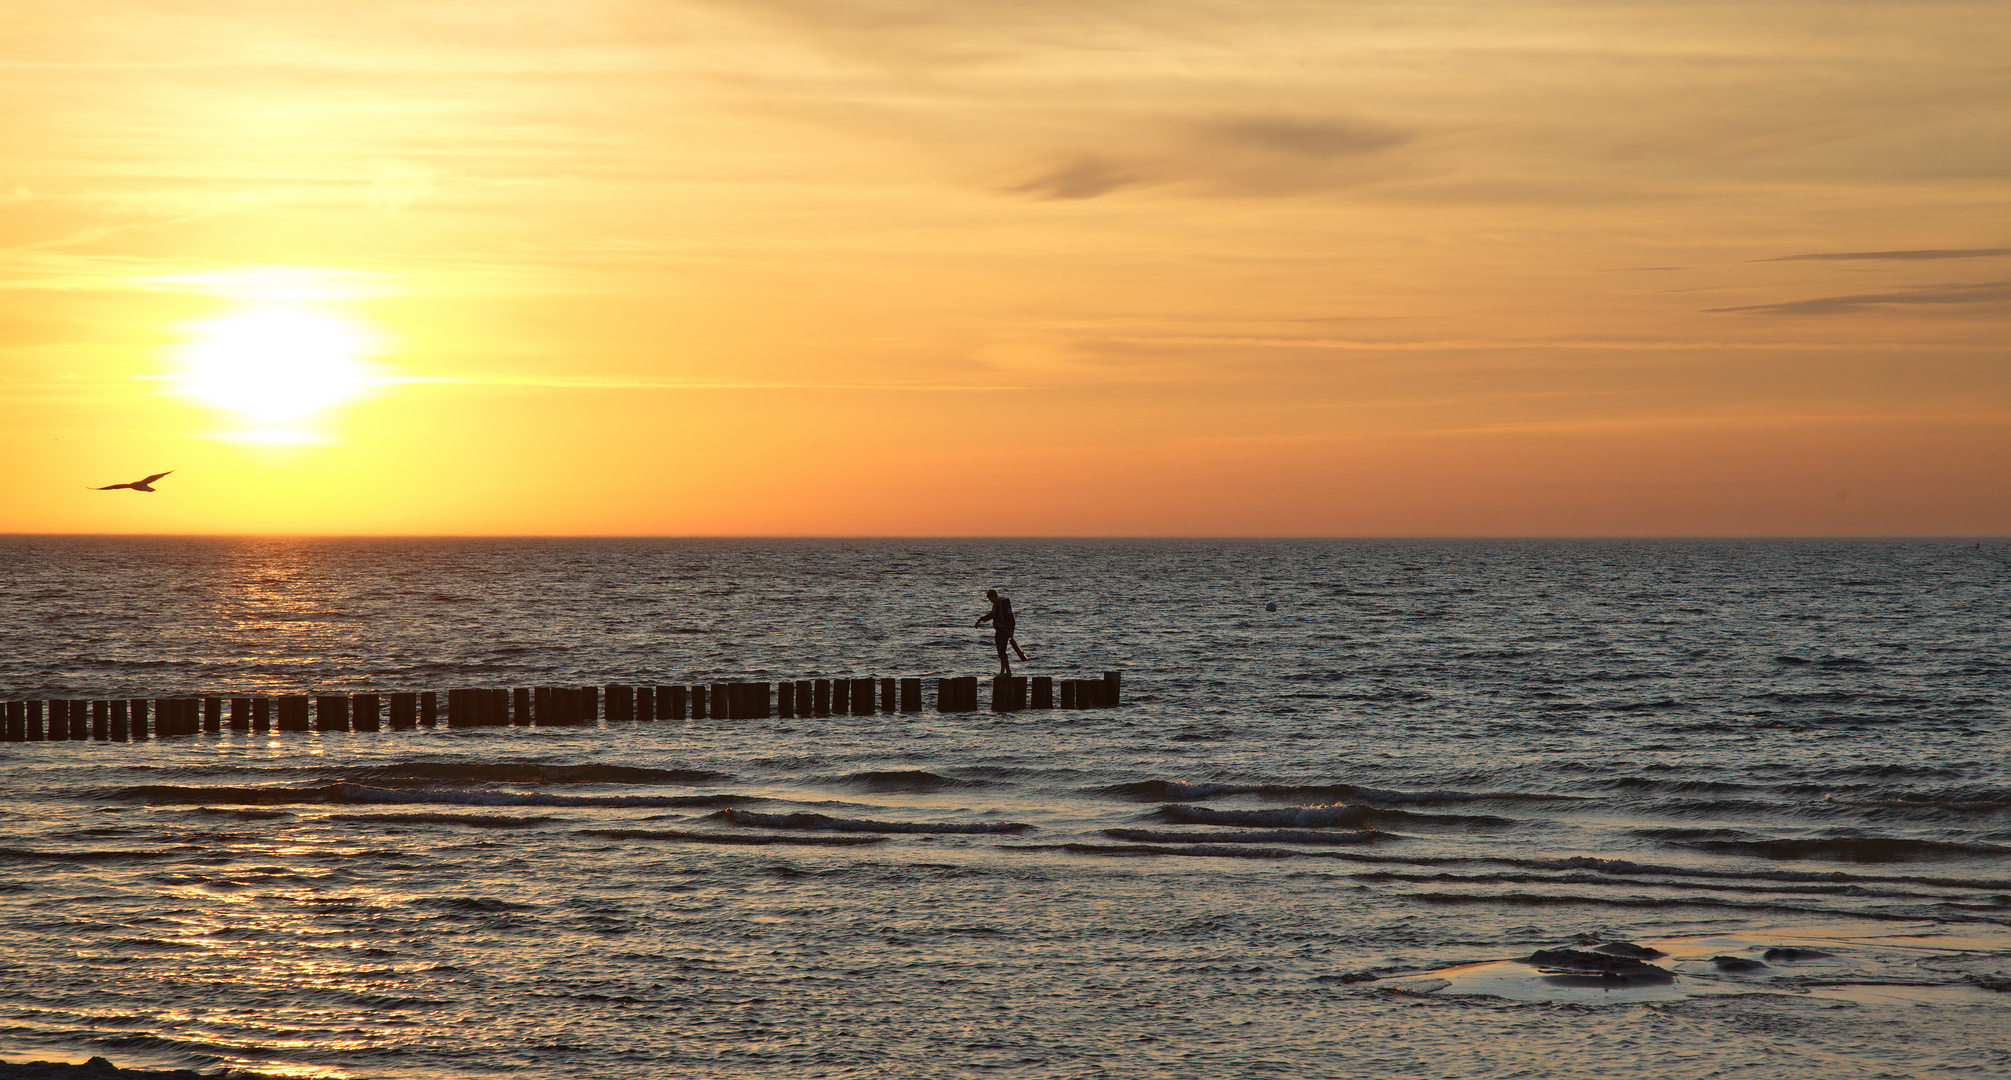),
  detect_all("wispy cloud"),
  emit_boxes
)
[1010,156,1142,200]
[363,160,435,212]
[1199,114,1410,159]
[400,374,1032,392]
[1761,248,2011,262]
[0,203,235,256]
[1406,409,2011,438]
[1707,282,2011,316]
[1097,335,1983,352]
[1168,408,2011,443]
[1008,112,1416,200]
